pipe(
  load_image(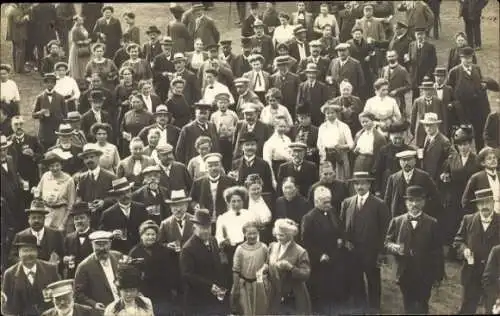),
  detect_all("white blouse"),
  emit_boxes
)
[203,81,235,105]
[191,52,205,70]
[260,105,293,126]
[0,79,20,103]
[355,128,375,155]
[317,119,354,160]
[364,96,401,122]
[273,24,295,47]
[215,209,253,246]
[314,14,339,36]
[248,197,272,225]
[54,76,81,100]
[263,133,292,164]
